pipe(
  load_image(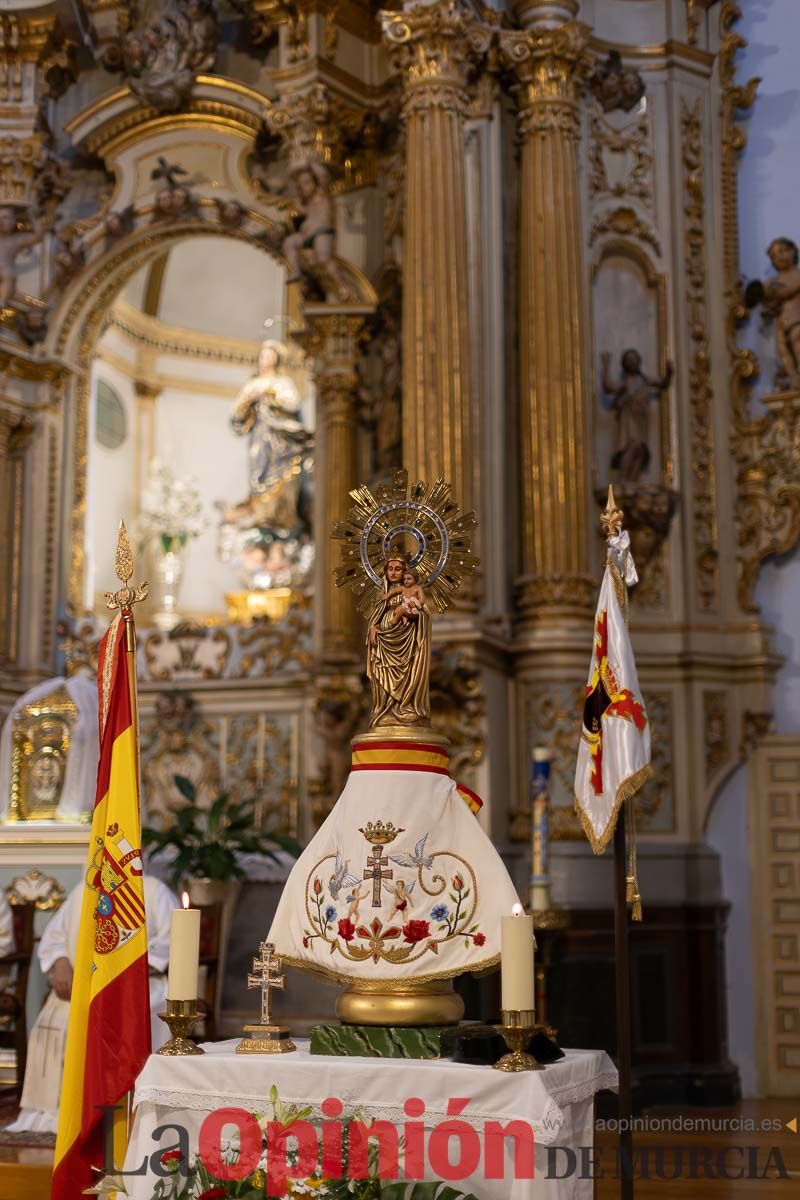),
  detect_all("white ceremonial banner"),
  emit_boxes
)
[574,531,651,853]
